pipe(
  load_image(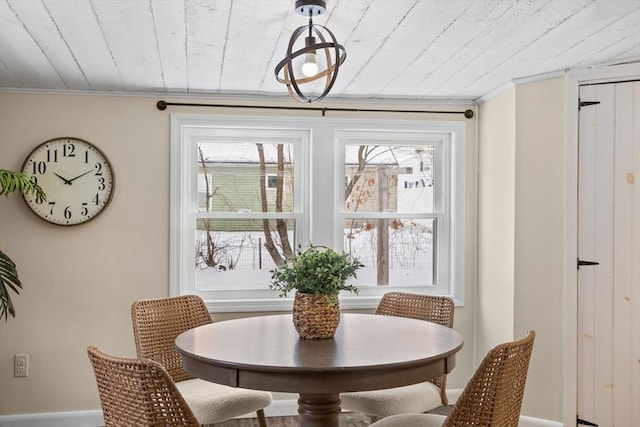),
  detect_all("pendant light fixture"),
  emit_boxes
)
[274,0,346,103]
